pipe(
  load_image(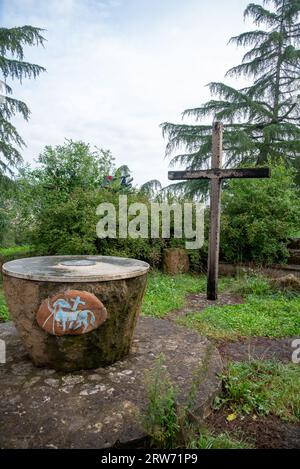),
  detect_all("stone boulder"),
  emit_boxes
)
[272,274,300,292]
[162,248,190,274]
